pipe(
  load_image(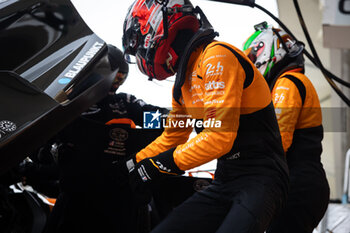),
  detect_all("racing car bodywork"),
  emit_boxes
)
[0,0,116,174]
[0,2,214,232]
